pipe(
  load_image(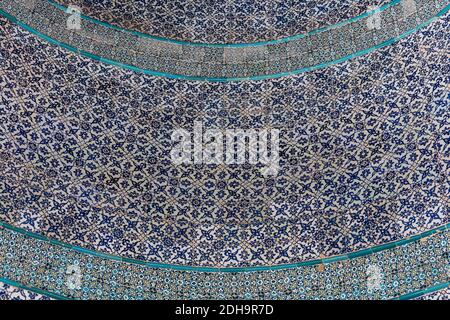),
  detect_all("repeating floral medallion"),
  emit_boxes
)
[50,0,393,44]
